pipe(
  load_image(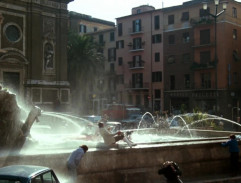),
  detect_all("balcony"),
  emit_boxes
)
[128,42,145,52]
[191,61,216,70]
[128,60,145,69]
[190,16,214,27]
[129,26,144,35]
[125,82,149,90]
